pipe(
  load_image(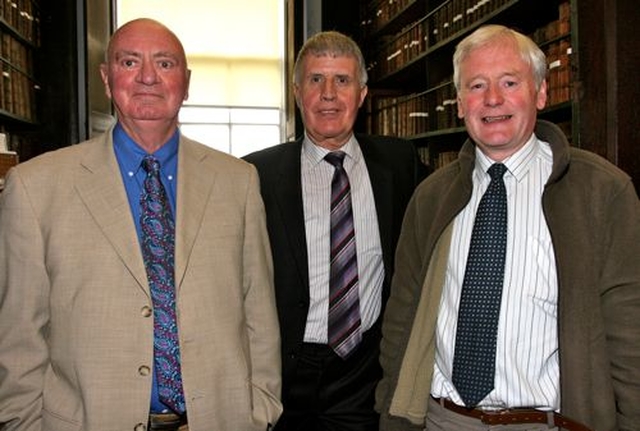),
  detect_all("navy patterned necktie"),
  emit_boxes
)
[140,155,186,413]
[452,163,508,408]
[324,151,362,359]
